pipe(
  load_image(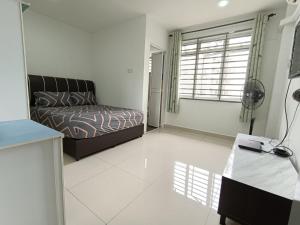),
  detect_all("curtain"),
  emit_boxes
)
[240,13,268,122]
[167,31,182,113]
